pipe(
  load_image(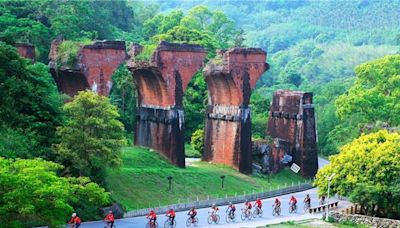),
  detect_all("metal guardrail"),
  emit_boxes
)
[124,183,313,218]
[308,201,339,213]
